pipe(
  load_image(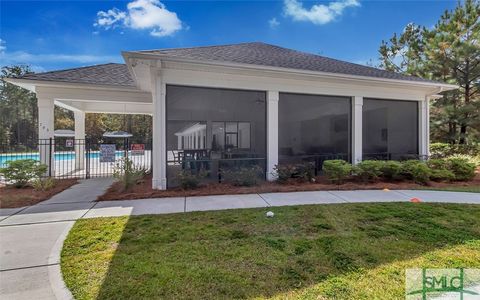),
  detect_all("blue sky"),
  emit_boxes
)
[0,0,456,72]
